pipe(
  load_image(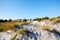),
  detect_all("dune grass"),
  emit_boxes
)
[0,21,30,32]
[50,18,60,24]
